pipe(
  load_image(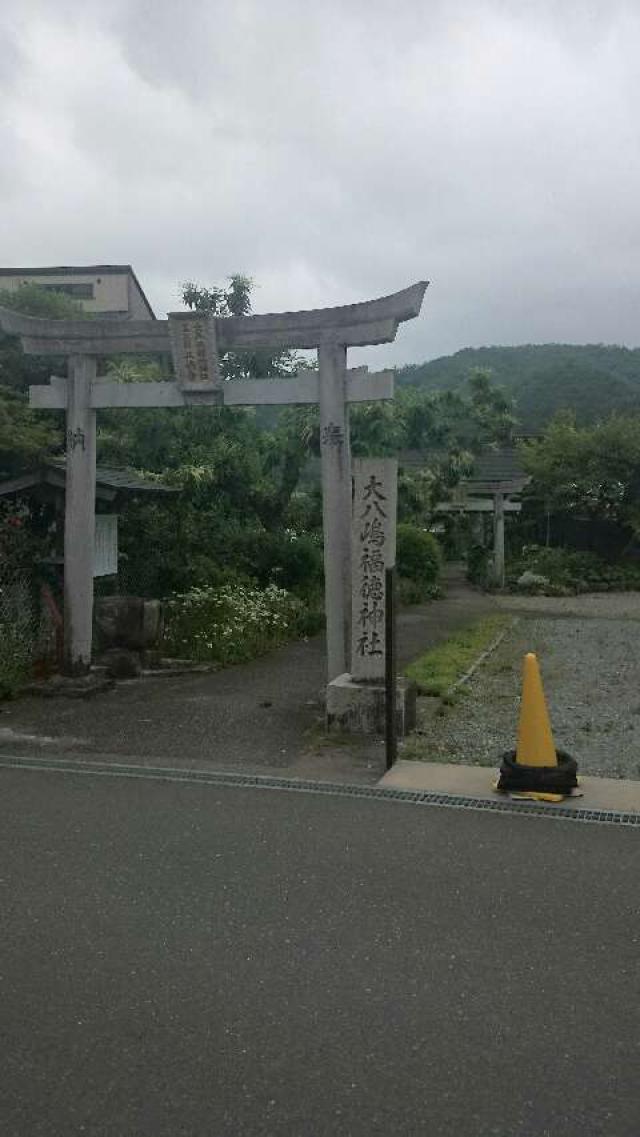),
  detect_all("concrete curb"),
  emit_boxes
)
[381,758,640,817]
[0,752,638,826]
